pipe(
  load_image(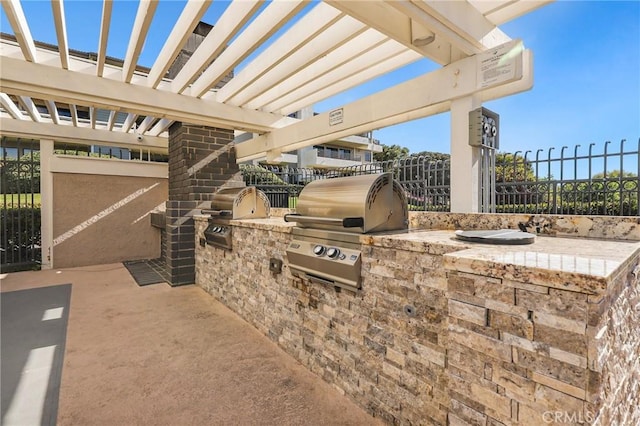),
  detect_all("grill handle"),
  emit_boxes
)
[284,214,364,228]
